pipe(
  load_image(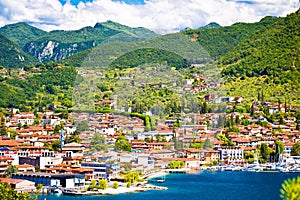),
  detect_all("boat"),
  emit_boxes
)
[53,188,62,194]
[148,173,166,183]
